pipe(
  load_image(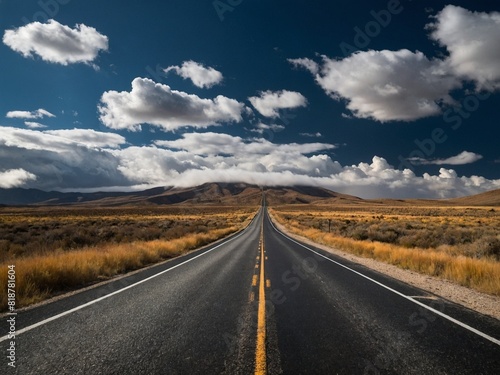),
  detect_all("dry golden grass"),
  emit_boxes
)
[270,206,500,296]
[0,205,257,311]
